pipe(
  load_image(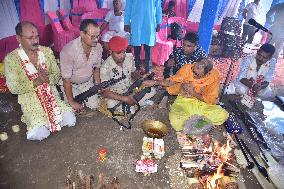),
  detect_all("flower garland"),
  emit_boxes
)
[17,46,62,132]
